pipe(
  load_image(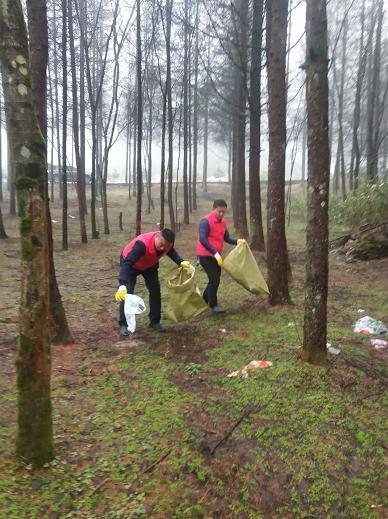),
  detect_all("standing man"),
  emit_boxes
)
[197,199,244,313]
[115,228,190,335]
